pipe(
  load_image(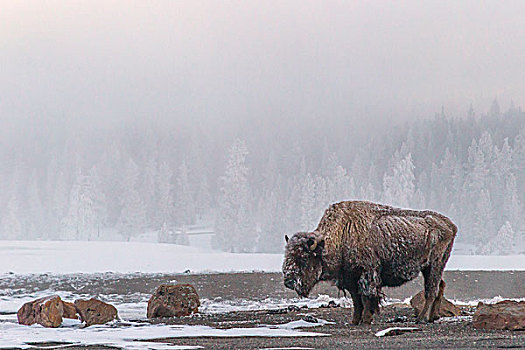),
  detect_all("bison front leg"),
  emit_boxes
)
[358,270,381,325]
[349,291,363,325]
[360,295,380,325]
